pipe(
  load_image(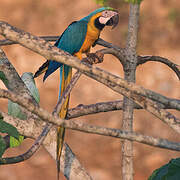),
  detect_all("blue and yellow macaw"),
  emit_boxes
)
[34,7,119,178]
